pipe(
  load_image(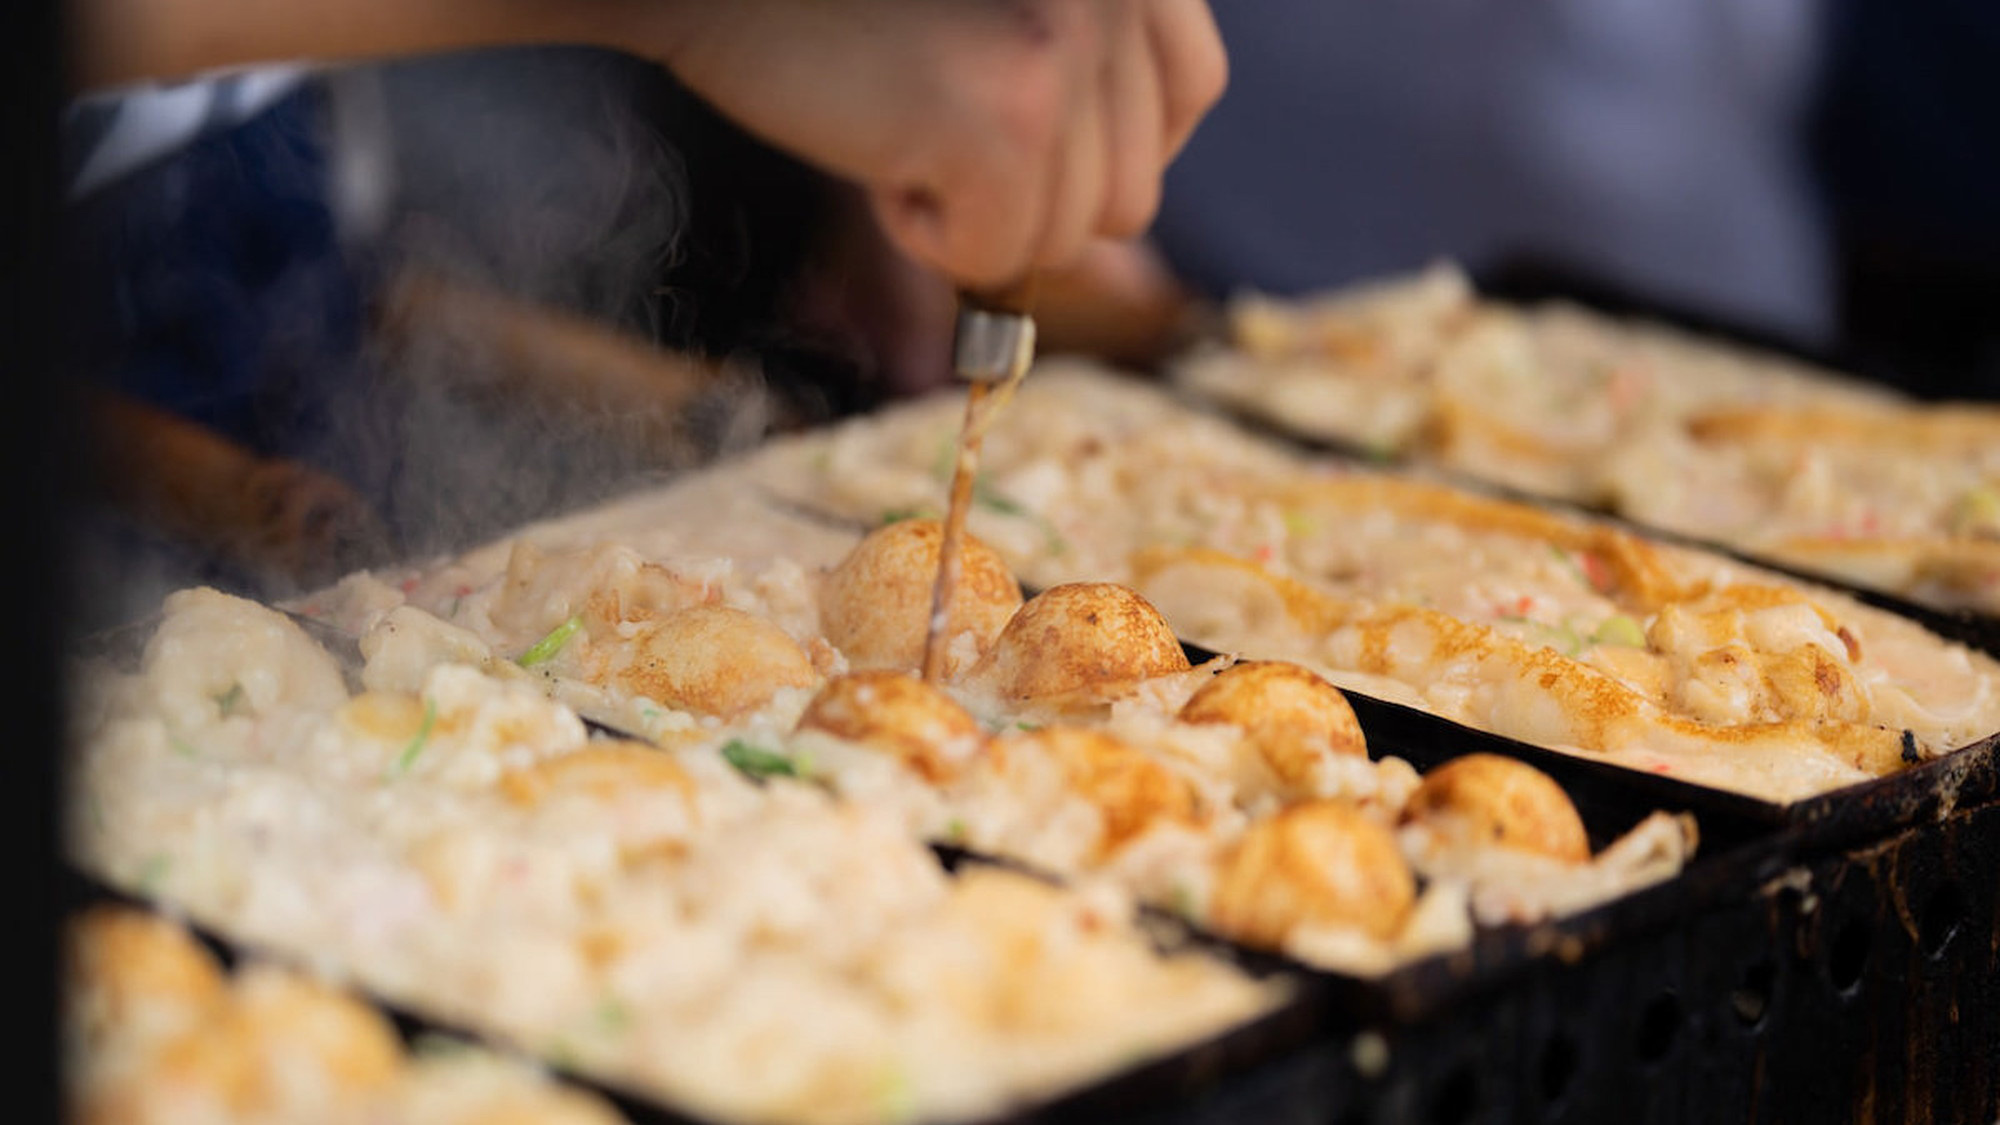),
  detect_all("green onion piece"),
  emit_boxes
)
[1549,623,1583,657]
[881,507,932,526]
[1497,615,1582,657]
[595,998,631,1034]
[409,1033,475,1059]
[391,699,438,776]
[721,739,799,780]
[1548,543,1590,588]
[875,1063,917,1122]
[1952,486,2000,537]
[972,478,1026,517]
[214,682,247,717]
[1281,510,1318,537]
[517,616,584,667]
[137,853,171,895]
[1592,614,1647,648]
[944,818,968,843]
